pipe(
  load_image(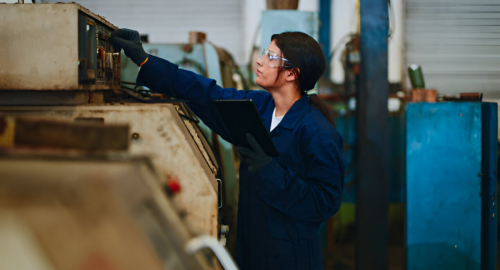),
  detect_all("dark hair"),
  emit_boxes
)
[271,32,335,127]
